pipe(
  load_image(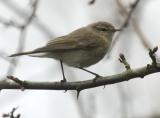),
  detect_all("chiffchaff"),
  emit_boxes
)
[10,21,120,82]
